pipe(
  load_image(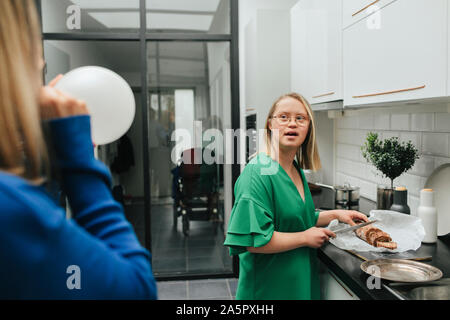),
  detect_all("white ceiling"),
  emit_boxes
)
[71,0,219,11]
[71,0,139,9]
[70,0,221,31]
[146,0,220,12]
[87,12,140,29]
[146,13,213,31]
[87,12,214,31]
[86,42,208,80]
